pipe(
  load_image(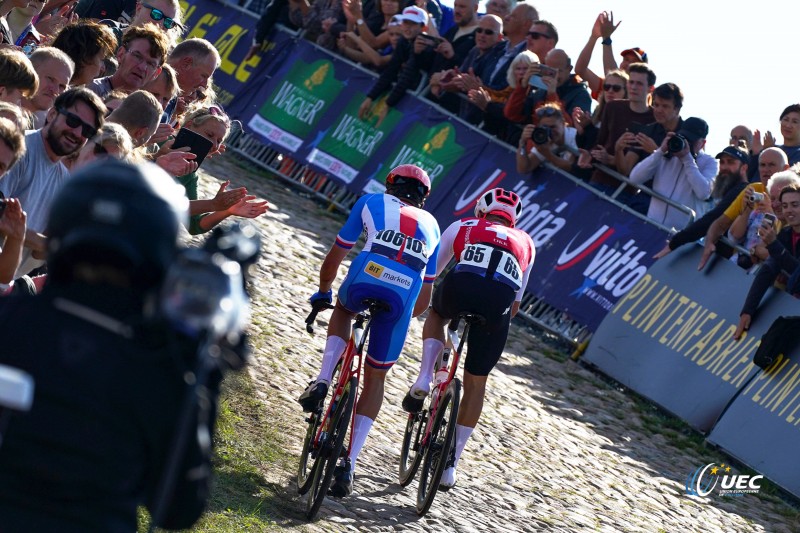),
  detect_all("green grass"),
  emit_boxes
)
[138,372,306,532]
